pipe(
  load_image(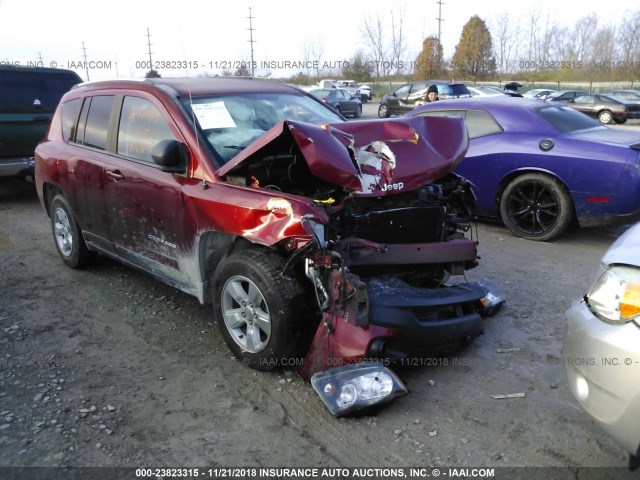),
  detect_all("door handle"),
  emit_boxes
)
[106,170,124,180]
